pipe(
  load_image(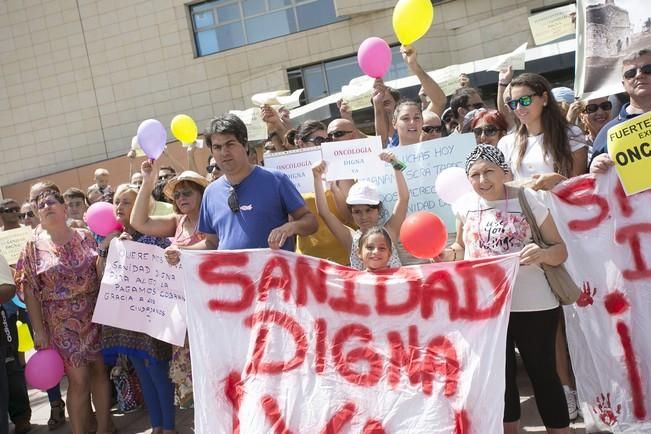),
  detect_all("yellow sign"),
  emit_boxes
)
[607,111,651,196]
[0,226,33,265]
